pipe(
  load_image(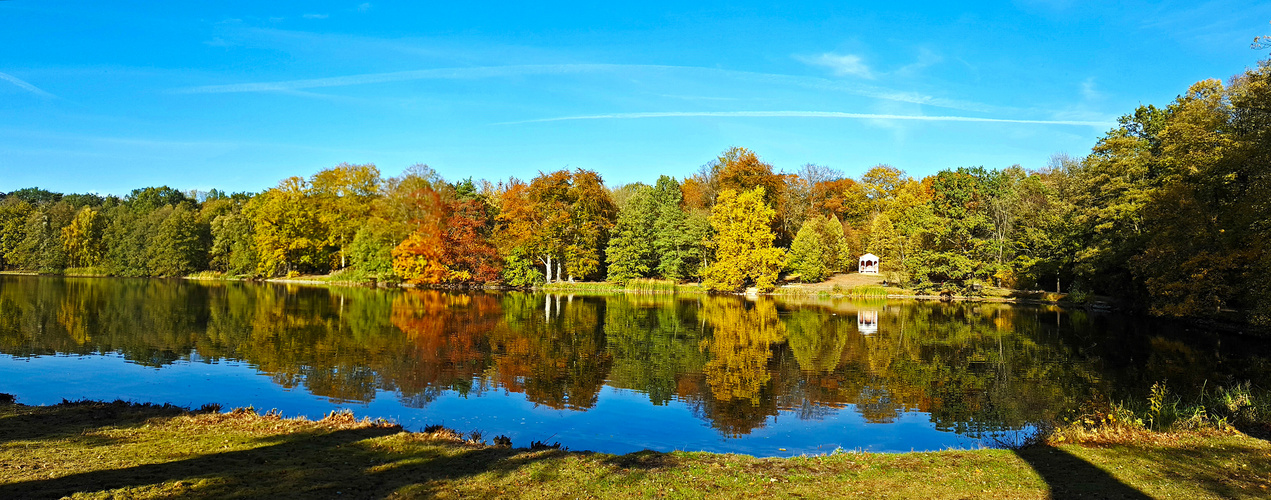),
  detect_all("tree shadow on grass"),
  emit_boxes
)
[0,425,402,498]
[0,399,628,498]
[1015,446,1150,499]
[0,397,191,445]
[1078,439,1271,500]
